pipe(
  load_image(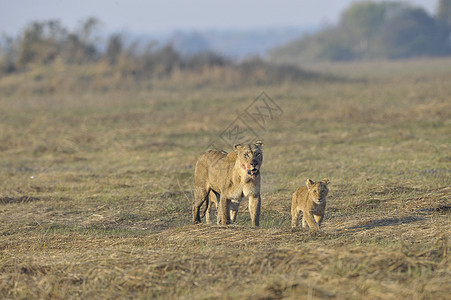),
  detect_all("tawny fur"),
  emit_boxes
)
[193,141,263,226]
[291,178,330,231]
